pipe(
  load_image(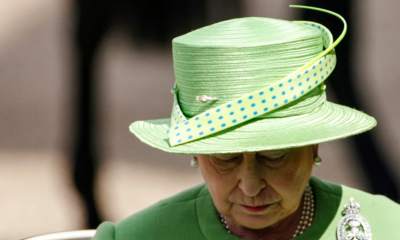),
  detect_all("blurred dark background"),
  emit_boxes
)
[1,0,400,239]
